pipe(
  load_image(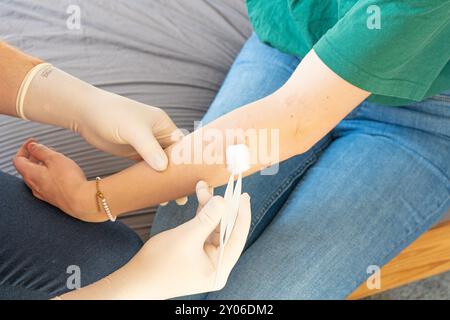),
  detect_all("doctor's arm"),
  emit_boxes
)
[58,182,252,300]
[1,40,181,171]
[0,41,43,116]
